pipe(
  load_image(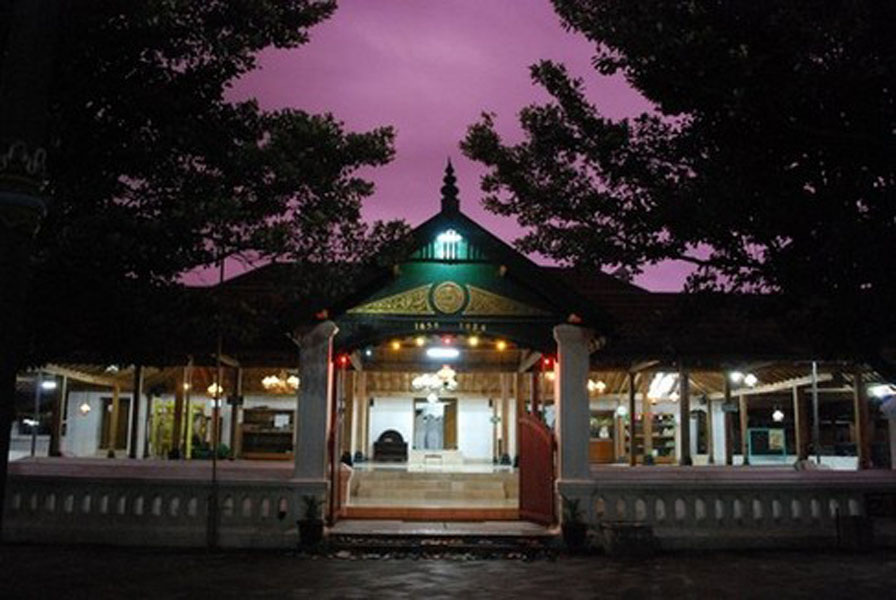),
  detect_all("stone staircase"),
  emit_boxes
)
[347,470,518,508]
